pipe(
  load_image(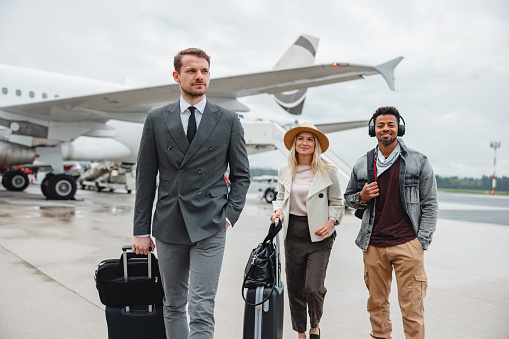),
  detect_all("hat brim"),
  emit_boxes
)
[284,126,329,152]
